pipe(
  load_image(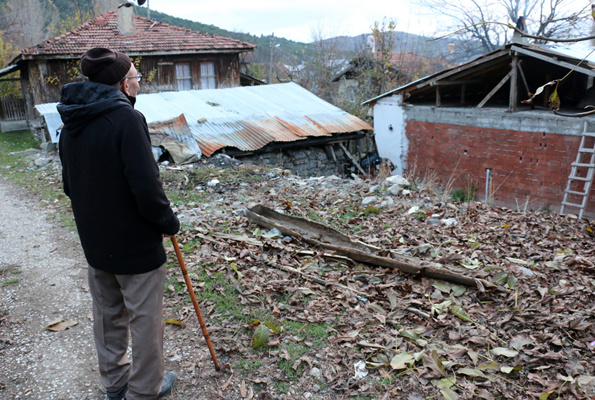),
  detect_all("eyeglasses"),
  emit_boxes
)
[122,73,142,82]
